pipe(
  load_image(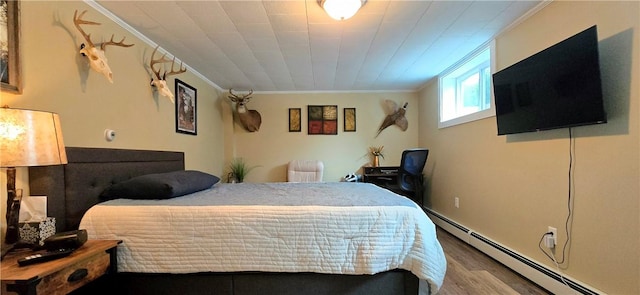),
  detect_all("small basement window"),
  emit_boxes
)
[438,42,495,128]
